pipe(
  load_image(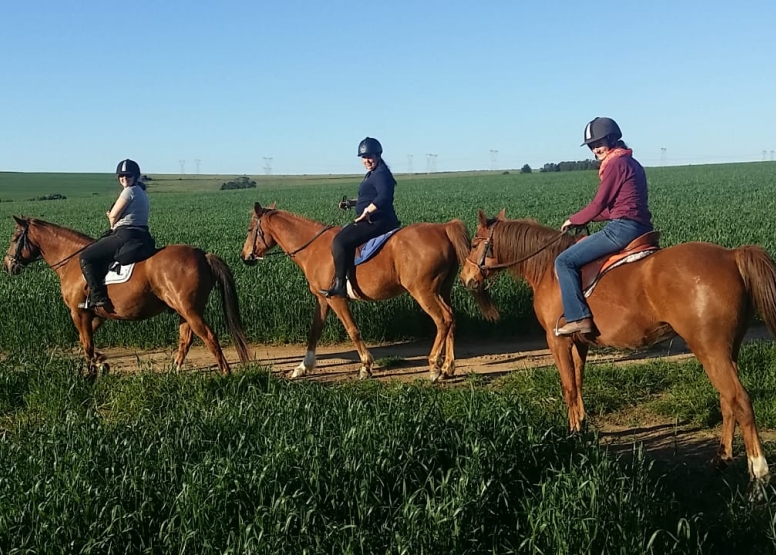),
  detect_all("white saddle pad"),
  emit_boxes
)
[104,263,136,285]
